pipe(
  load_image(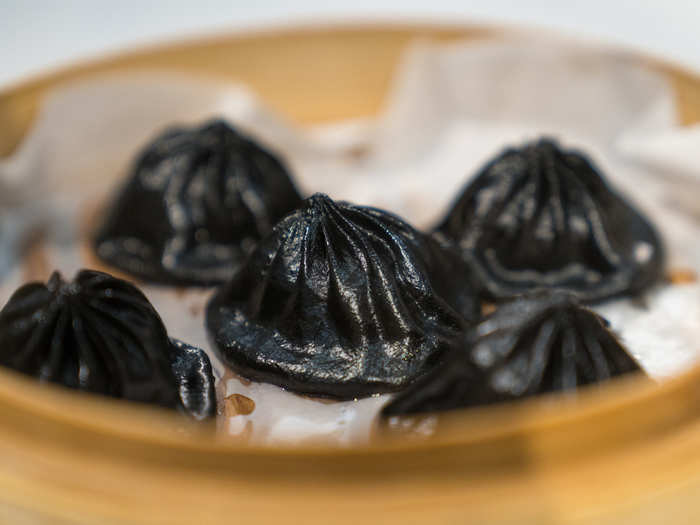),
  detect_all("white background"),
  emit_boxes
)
[1,1,700,88]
